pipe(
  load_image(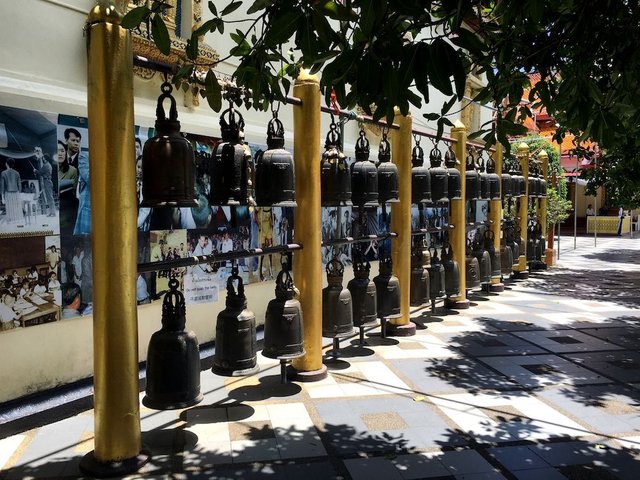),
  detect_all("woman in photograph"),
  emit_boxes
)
[48,272,61,291]
[0,158,24,223]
